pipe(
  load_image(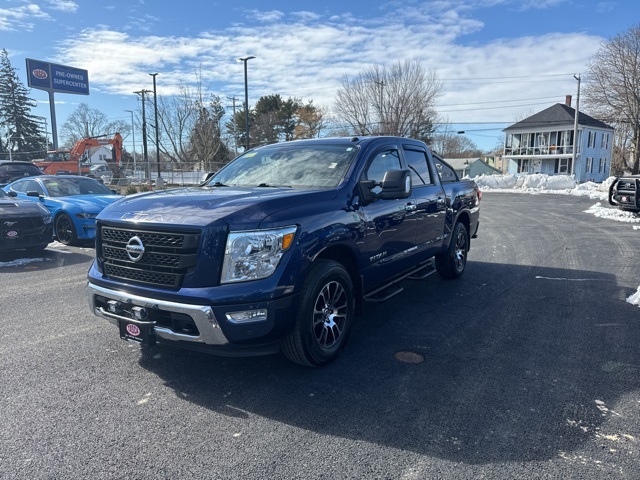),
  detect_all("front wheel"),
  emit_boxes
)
[55,213,78,246]
[282,260,355,367]
[435,222,468,279]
